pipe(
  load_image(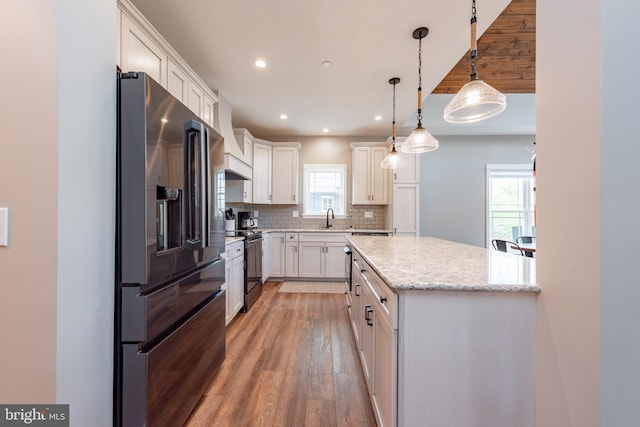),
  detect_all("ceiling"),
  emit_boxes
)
[129,0,534,138]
